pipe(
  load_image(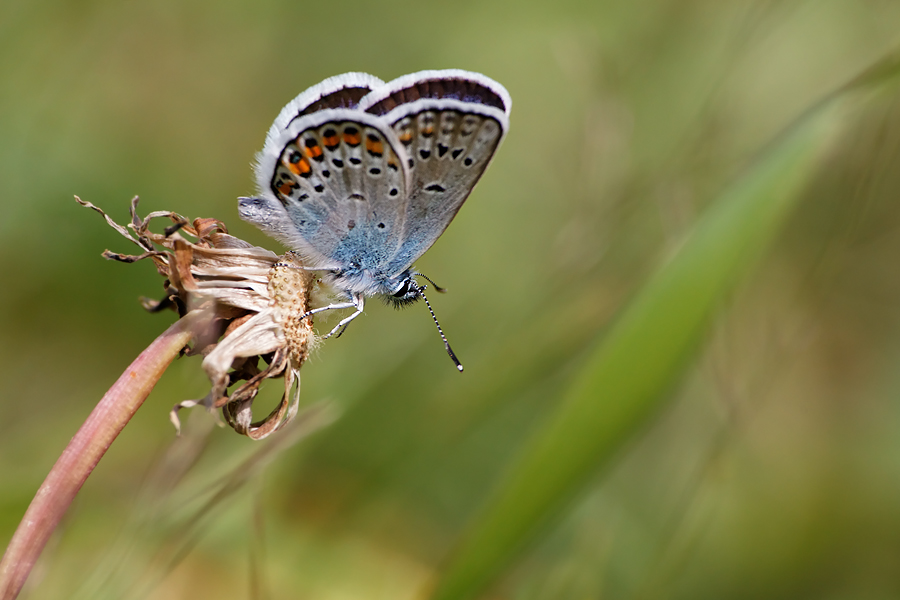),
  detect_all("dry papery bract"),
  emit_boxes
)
[78,196,319,440]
